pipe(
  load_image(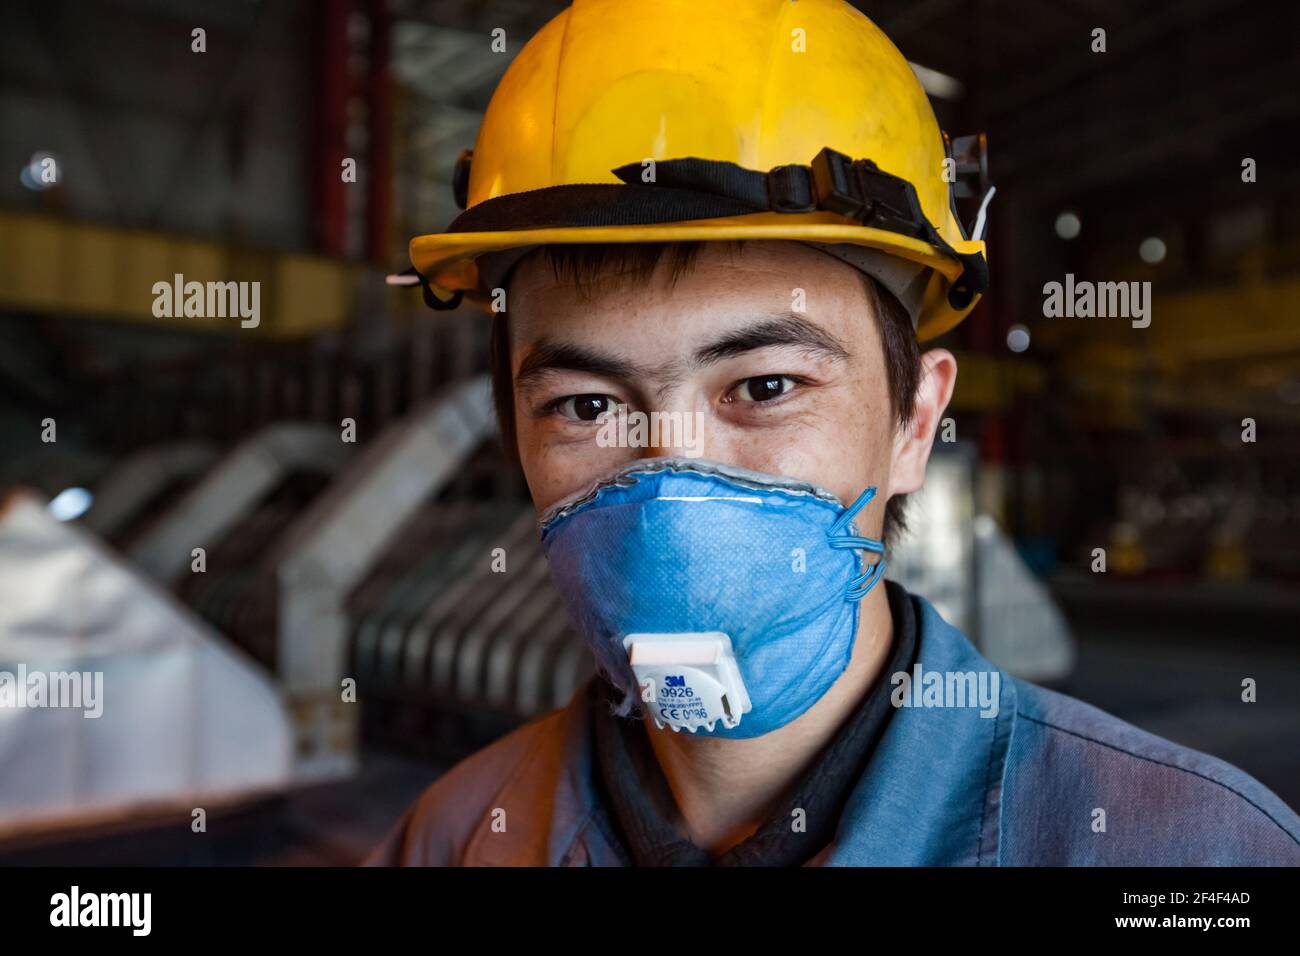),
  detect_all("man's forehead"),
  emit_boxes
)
[507,241,874,353]
[512,237,857,291]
